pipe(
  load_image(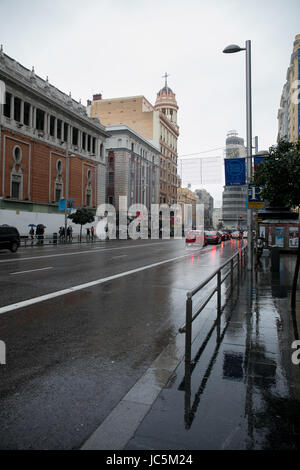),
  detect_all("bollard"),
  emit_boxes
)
[270,245,280,272]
